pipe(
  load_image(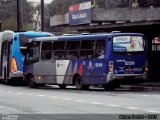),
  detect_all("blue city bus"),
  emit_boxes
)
[0,30,53,84]
[24,32,148,90]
